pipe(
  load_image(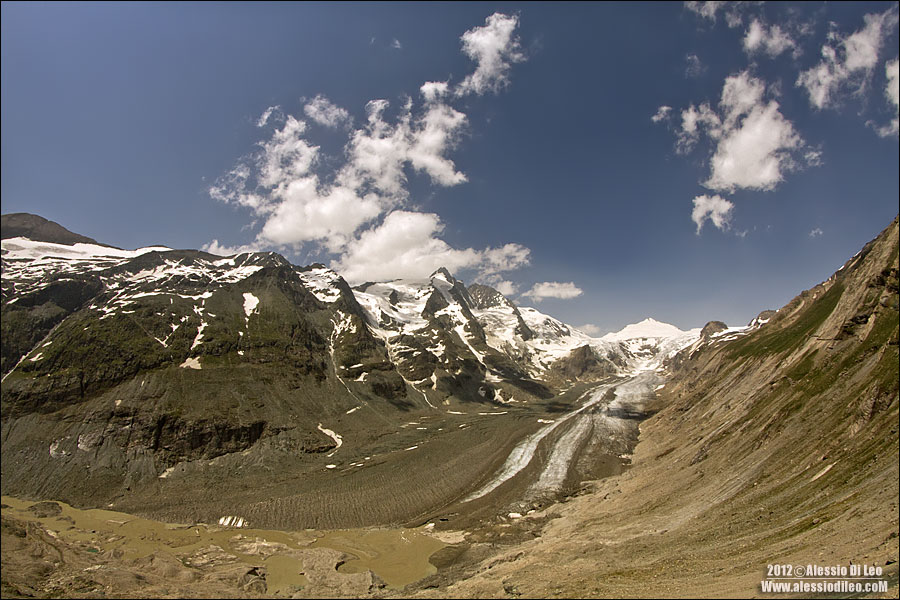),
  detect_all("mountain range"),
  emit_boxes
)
[1,211,896,598]
[2,212,742,529]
